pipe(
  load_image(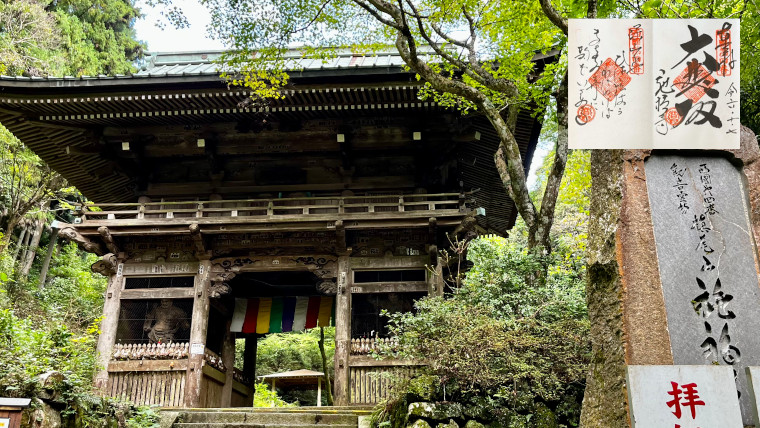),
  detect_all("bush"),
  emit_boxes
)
[253,382,295,408]
[378,236,590,427]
